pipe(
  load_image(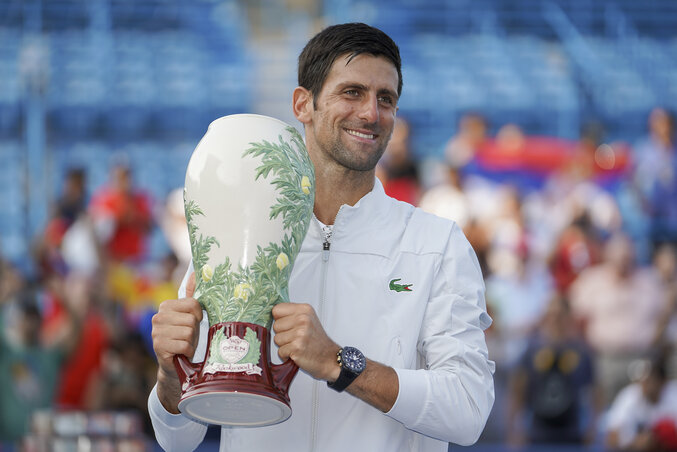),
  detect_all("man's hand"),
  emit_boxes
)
[272,303,341,382]
[151,272,202,413]
[272,302,399,412]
